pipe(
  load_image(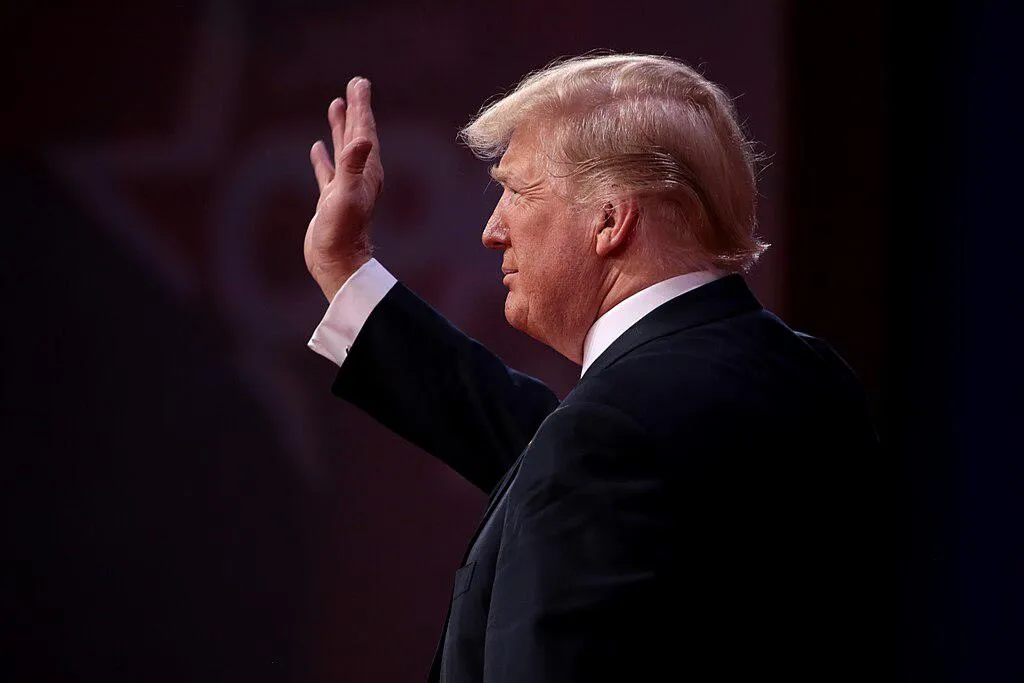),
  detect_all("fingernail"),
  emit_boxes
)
[349,76,363,88]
